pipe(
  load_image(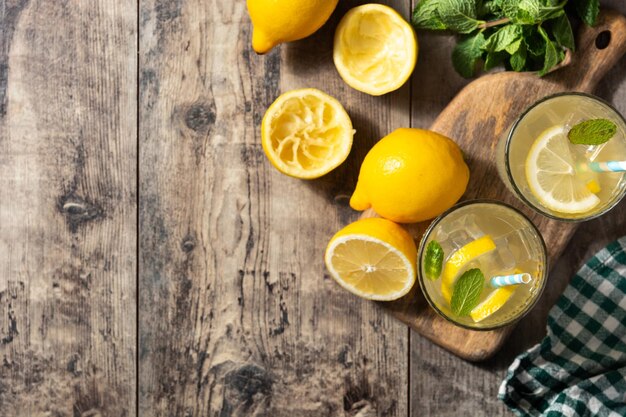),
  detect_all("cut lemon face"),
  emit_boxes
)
[333,4,417,96]
[441,235,496,303]
[261,88,354,179]
[325,218,416,301]
[470,286,515,323]
[525,125,600,214]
